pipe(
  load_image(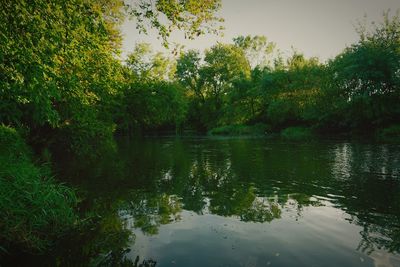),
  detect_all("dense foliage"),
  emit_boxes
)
[175,13,400,136]
[2,1,399,147]
[0,0,222,153]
